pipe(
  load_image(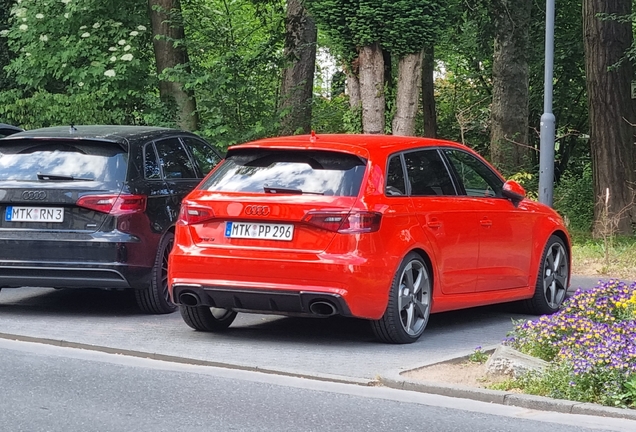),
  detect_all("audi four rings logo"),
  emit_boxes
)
[244,205,270,216]
[22,191,47,200]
